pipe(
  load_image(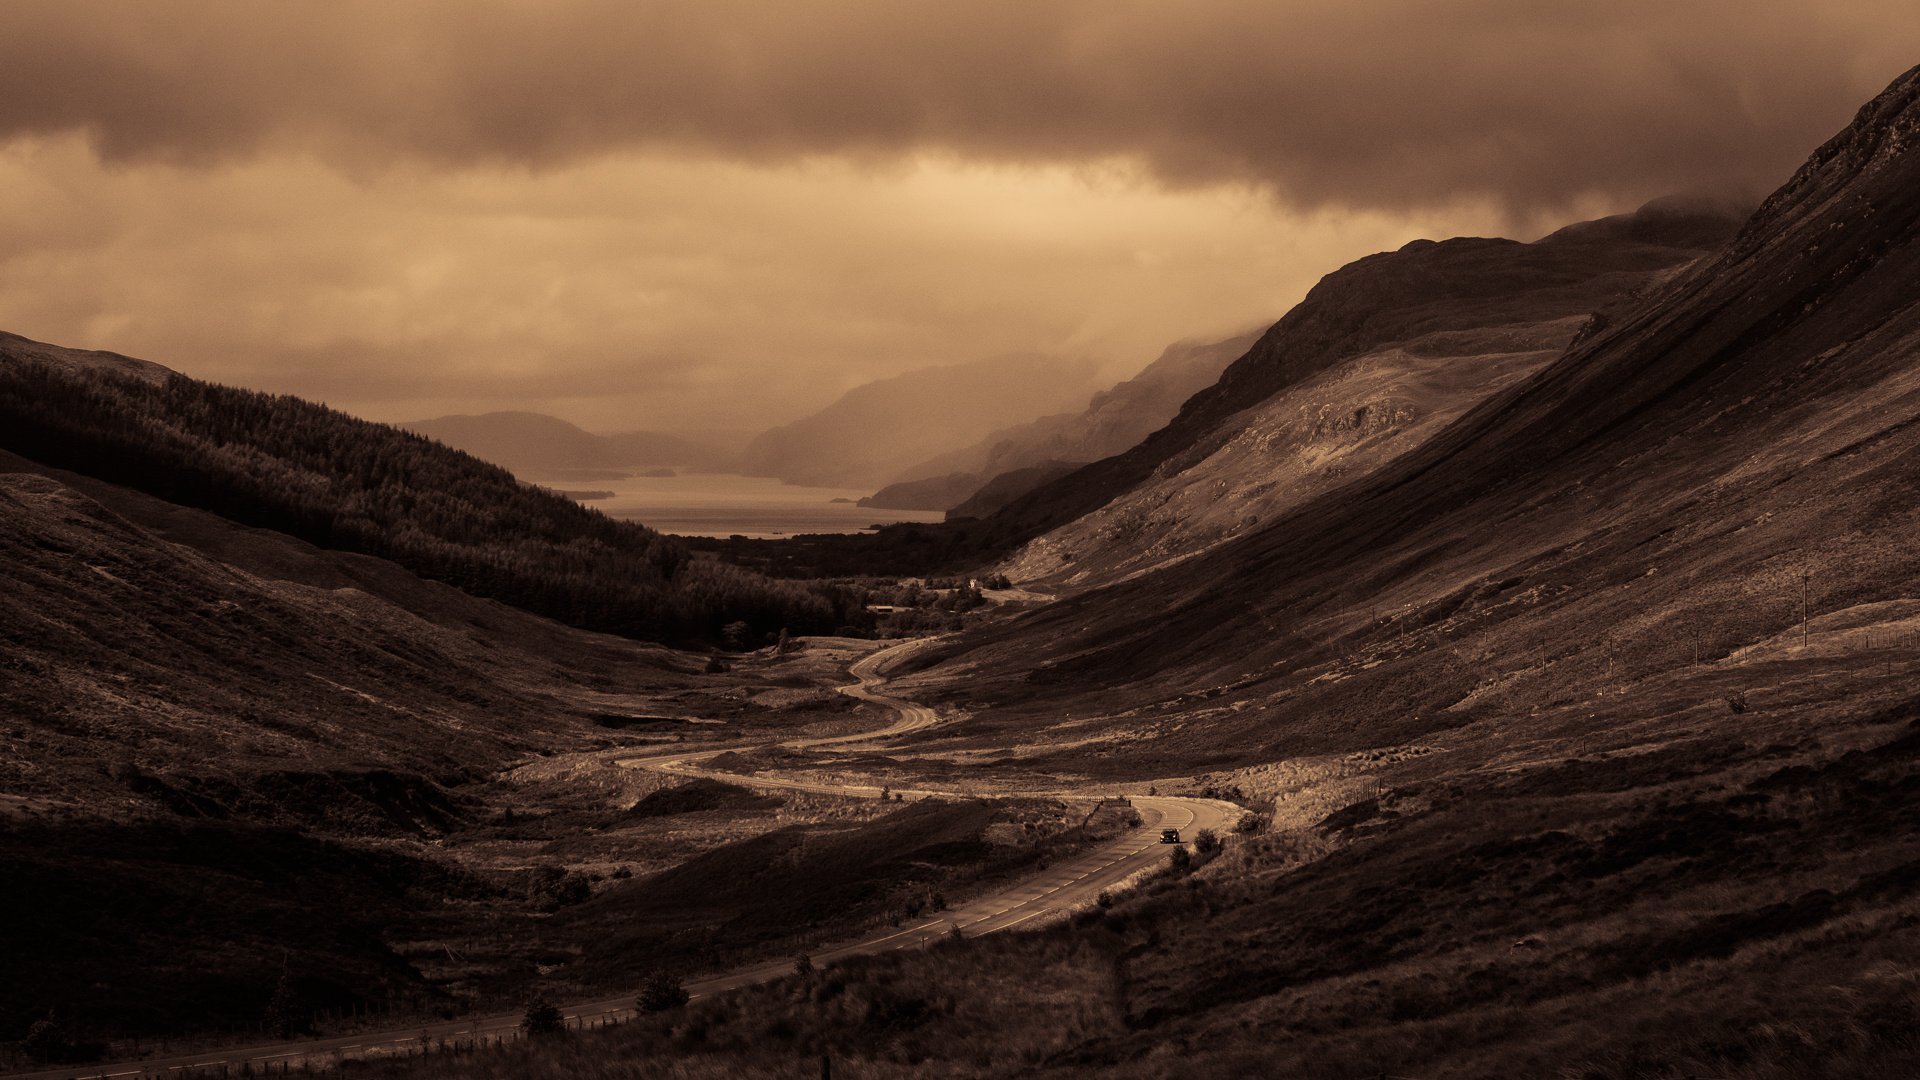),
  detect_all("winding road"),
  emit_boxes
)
[15,640,1237,1080]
